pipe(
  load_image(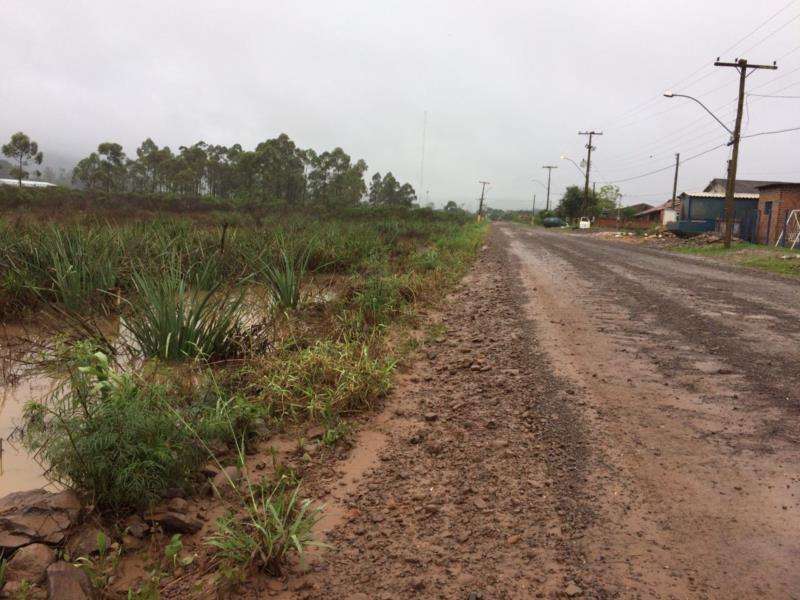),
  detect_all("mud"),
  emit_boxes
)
[261,227,600,599]
[254,224,800,599]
